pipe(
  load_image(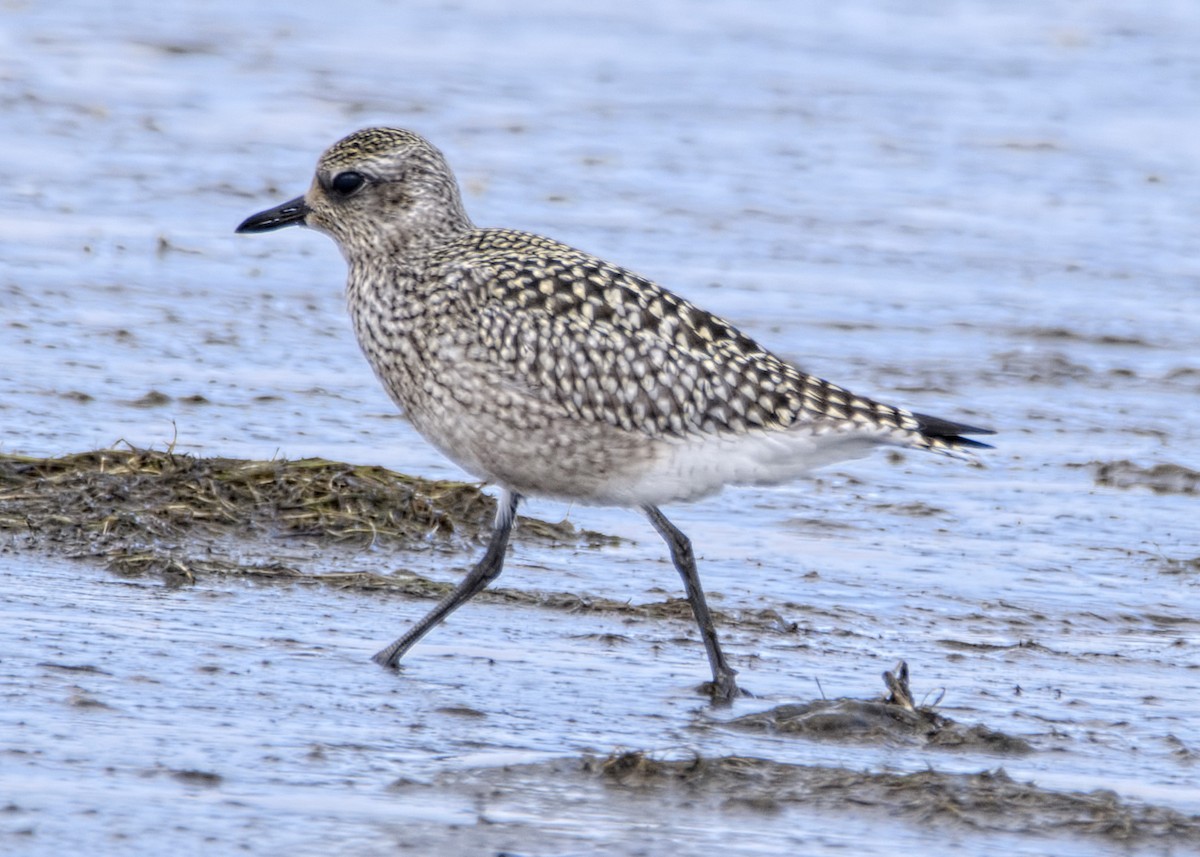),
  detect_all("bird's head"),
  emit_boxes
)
[236,127,472,259]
